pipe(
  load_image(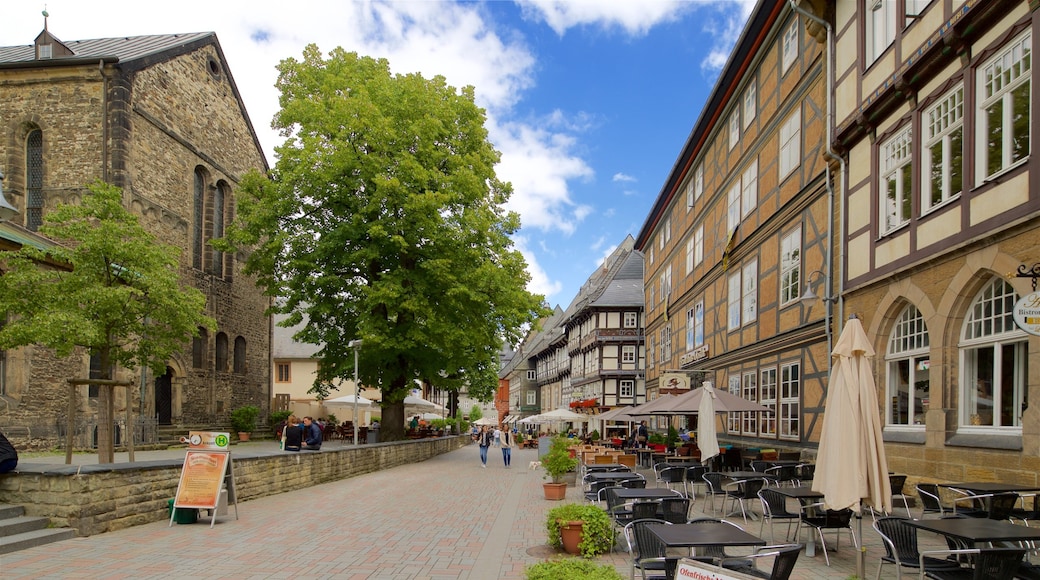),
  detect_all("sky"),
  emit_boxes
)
[2,0,755,306]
